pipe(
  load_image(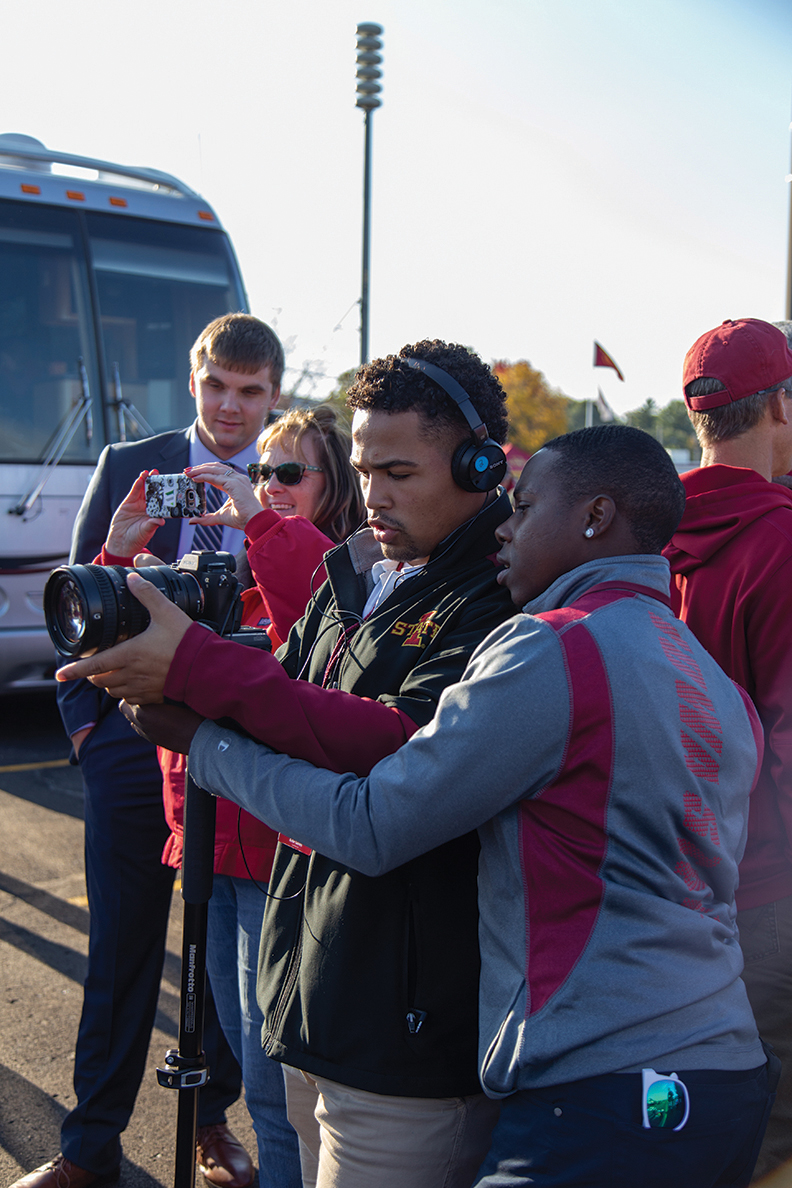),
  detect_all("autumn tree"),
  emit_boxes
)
[493,361,569,454]
[324,367,359,420]
[622,399,700,460]
[657,401,701,458]
[625,399,659,433]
